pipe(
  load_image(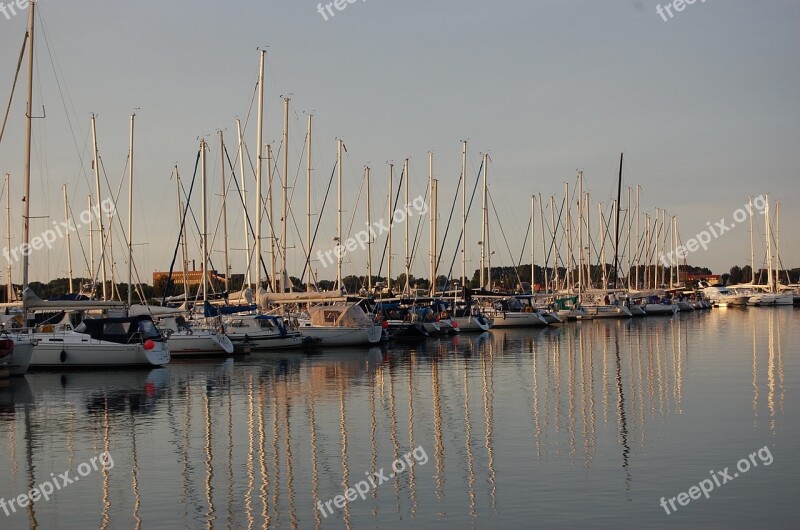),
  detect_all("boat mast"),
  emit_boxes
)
[626,186,632,291]
[90,114,108,300]
[267,144,275,290]
[585,191,591,288]
[404,157,410,294]
[175,166,189,306]
[220,130,230,293]
[429,152,435,296]
[748,196,755,284]
[61,184,74,294]
[6,174,12,302]
[387,162,393,293]
[461,141,467,290]
[765,194,772,292]
[306,114,313,292]
[599,203,607,291]
[236,119,251,288]
[613,152,623,289]
[635,185,640,290]
[530,194,535,292]
[539,192,547,293]
[200,138,208,304]
[432,171,438,297]
[480,155,487,289]
[127,113,135,306]
[21,0,34,299]
[87,195,94,293]
[337,138,343,291]
[550,195,558,291]
[578,171,584,292]
[564,181,571,291]
[281,96,289,292]
[255,49,265,292]
[484,154,491,290]
[365,165,372,292]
